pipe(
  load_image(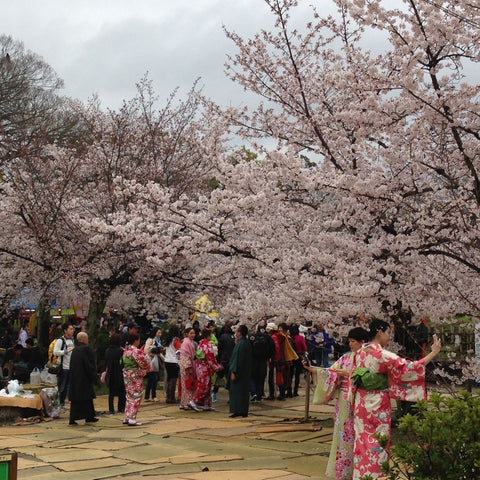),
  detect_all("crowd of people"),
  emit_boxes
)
[32,318,339,425]
[1,315,442,479]
[95,318,354,423]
